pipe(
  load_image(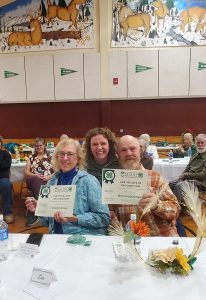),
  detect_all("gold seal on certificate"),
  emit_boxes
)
[102,169,148,204]
[35,185,76,217]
